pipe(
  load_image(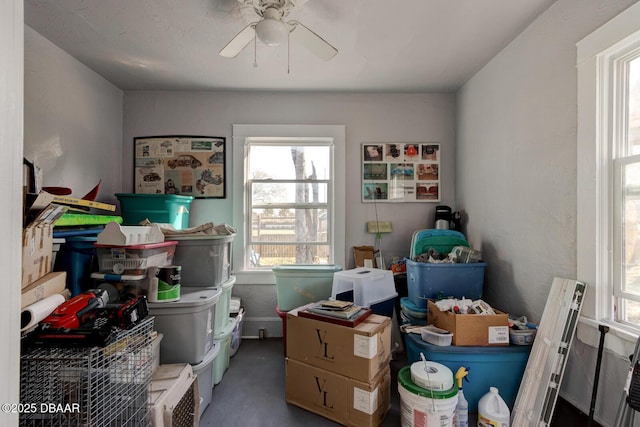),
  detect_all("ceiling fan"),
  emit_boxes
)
[219,0,338,61]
